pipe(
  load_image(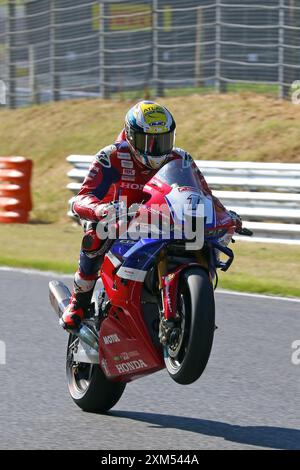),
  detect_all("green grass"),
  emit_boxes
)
[0,225,299,297]
[0,257,75,274]
[218,241,300,297]
[0,224,80,273]
[220,275,300,298]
